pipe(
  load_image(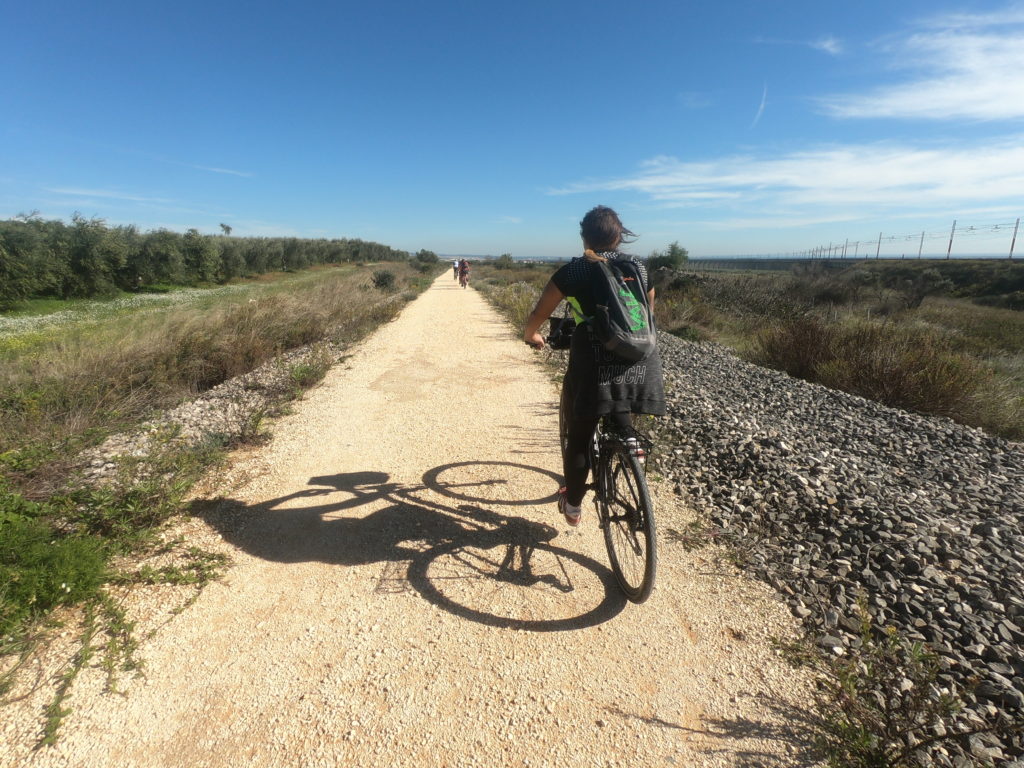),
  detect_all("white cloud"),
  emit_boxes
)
[821,9,1024,120]
[810,36,843,55]
[751,85,767,128]
[921,7,1024,30]
[676,91,712,109]
[550,137,1024,227]
[754,35,843,56]
[191,165,254,178]
[44,187,173,204]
